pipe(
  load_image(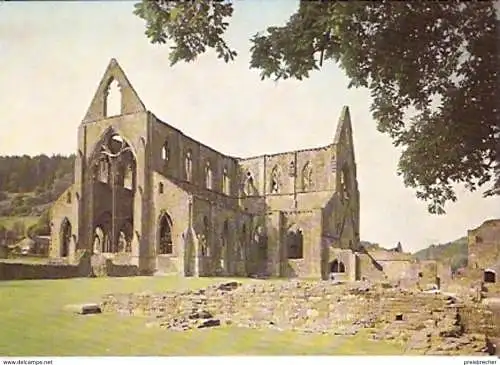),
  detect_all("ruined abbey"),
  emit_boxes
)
[48,59,361,279]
